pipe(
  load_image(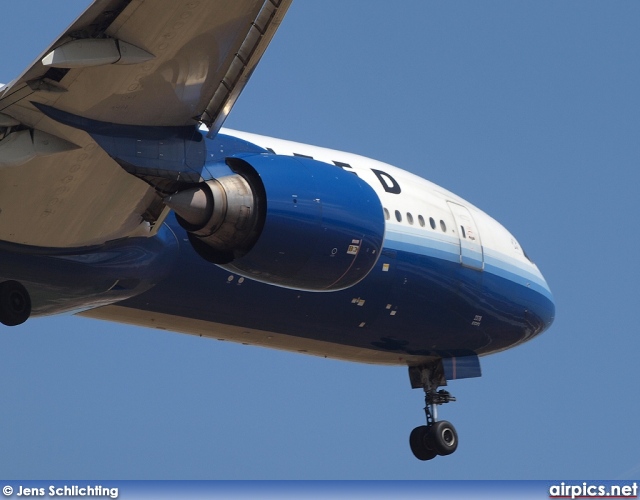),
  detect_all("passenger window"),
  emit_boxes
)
[440,220,447,232]
[383,208,390,220]
[395,210,402,222]
[429,217,436,230]
[407,213,414,225]
[418,215,425,227]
